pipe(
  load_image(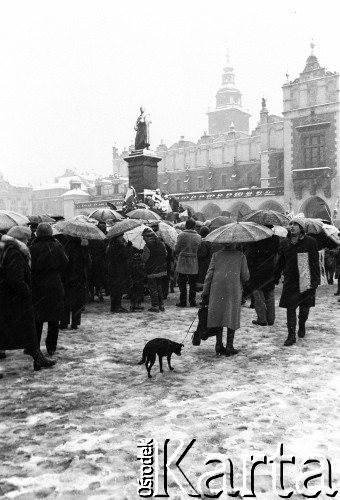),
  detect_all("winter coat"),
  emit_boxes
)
[88,239,107,289]
[197,239,212,287]
[175,229,202,275]
[30,236,69,323]
[0,235,35,350]
[202,248,250,331]
[142,234,167,278]
[246,235,280,292]
[62,237,91,309]
[274,234,320,309]
[106,239,130,295]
